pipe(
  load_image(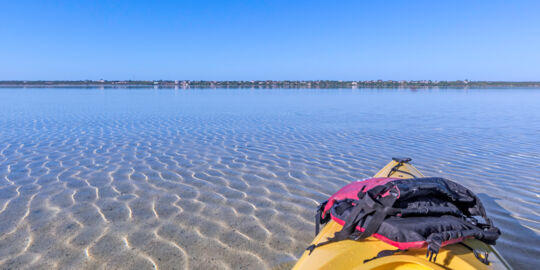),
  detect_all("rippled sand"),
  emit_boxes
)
[0,88,539,269]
